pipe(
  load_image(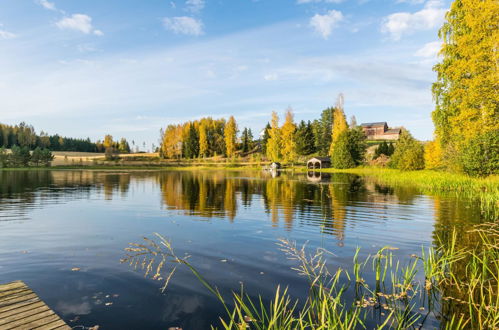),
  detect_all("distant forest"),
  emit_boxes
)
[0,122,101,152]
